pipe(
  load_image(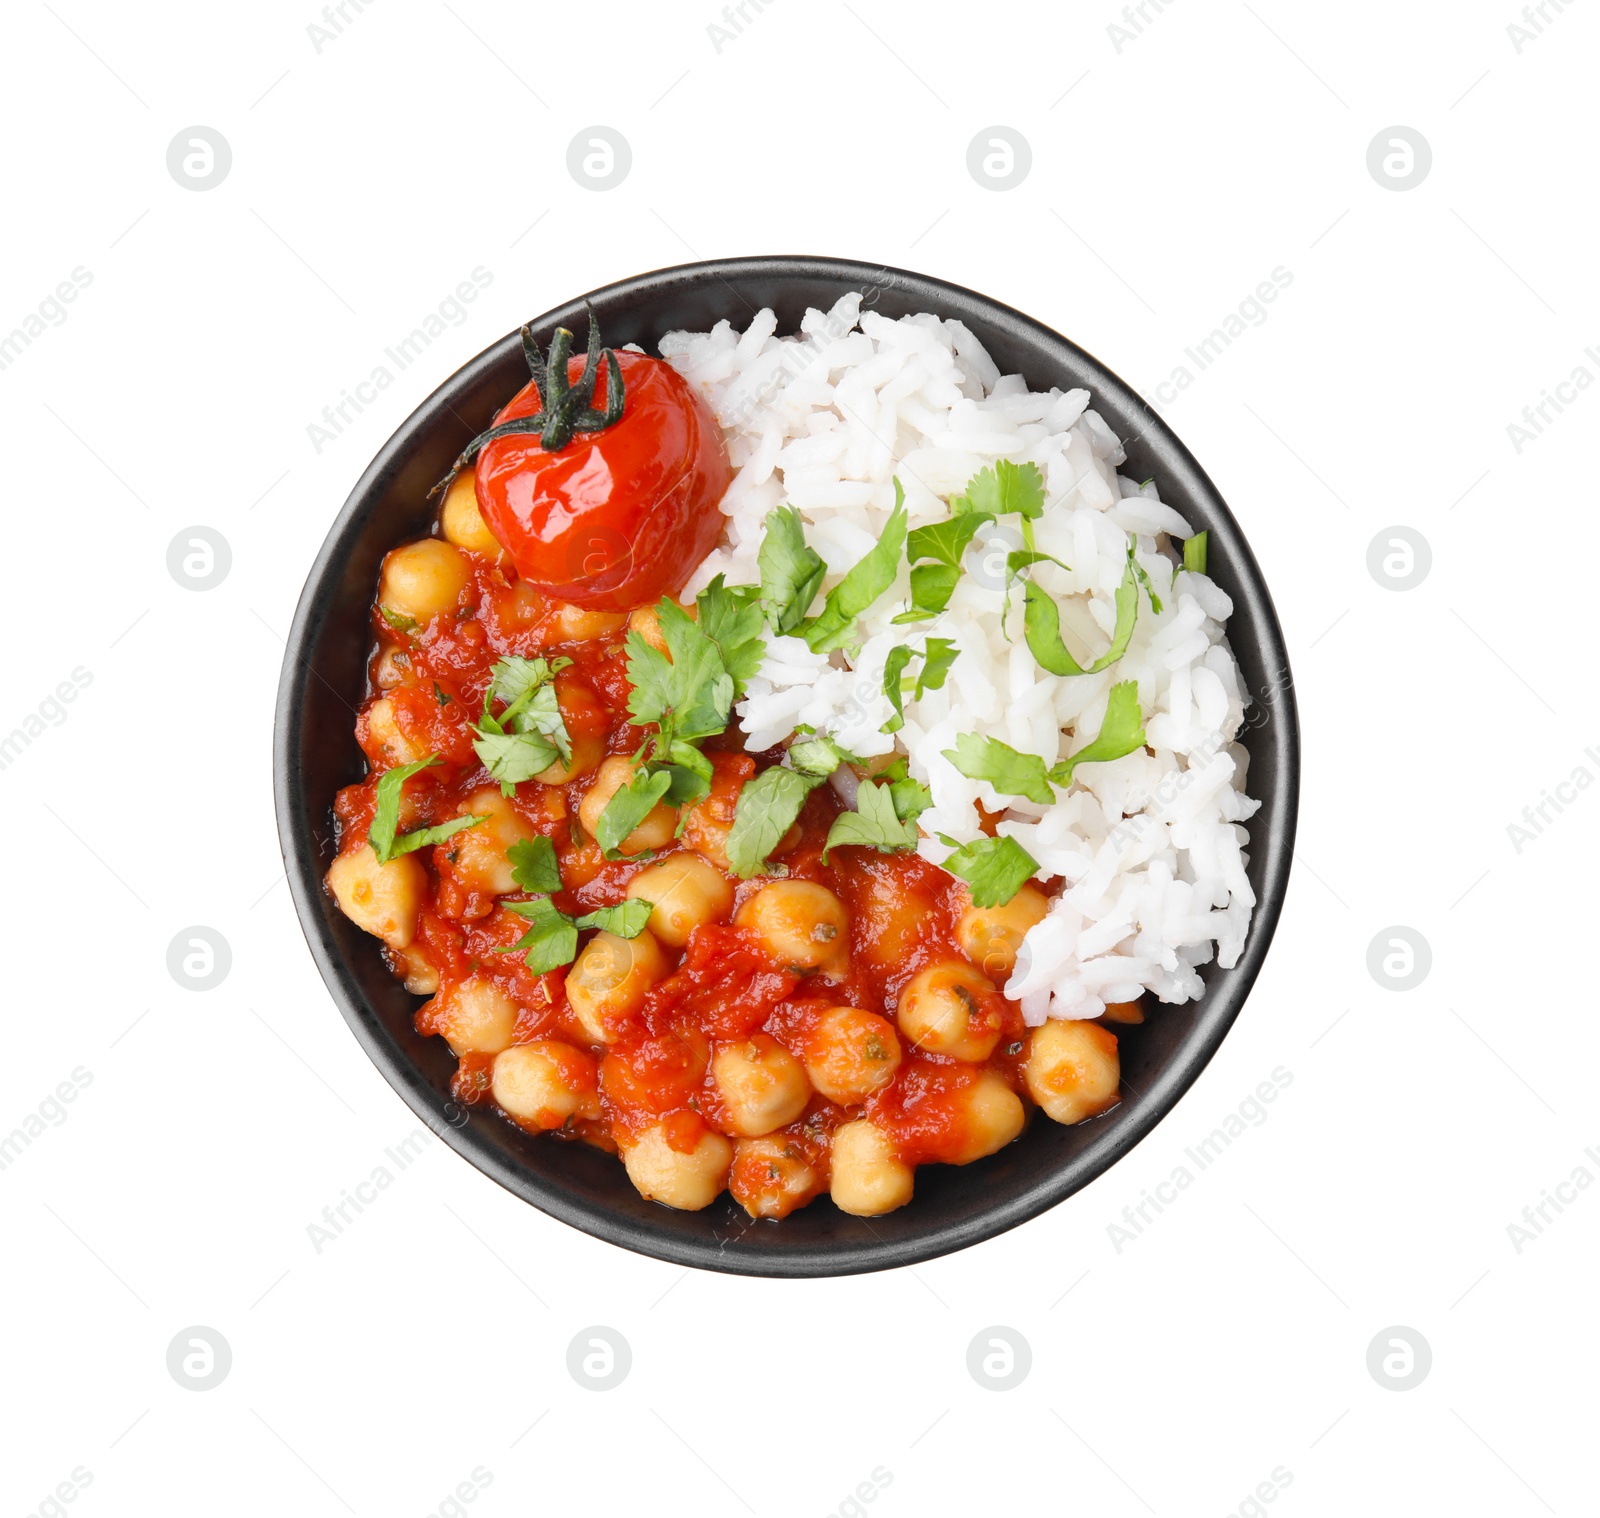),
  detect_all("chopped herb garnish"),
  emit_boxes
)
[500,896,579,973]
[788,733,864,777]
[725,765,823,878]
[942,733,1056,806]
[954,459,1046,520]
[695,576,767,697]
[758,505,827,634]
[881,644,916,734]
[380,606,420,633]
[577,898,654,938]
[500,892,654,973]
[893,509,994,624]
[507,835,562,895]
[942,680,1147,802]
[595,766,675,858]
[368,755,486,865]
[433,682,452,706]
[473,656,573,795]
[823,779,917,861]
[1051,680,1147,785]
[1183,531,1208,575]
[1024,539,1144,678]
[888,773,933,821]
[938,833,1040,908]
[799,480,909,653]
[916,637,959,696]
[625,602,734,750]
